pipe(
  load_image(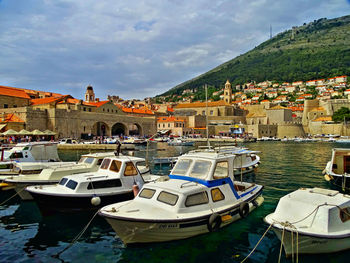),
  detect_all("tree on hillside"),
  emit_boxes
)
[333,107,350,122]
